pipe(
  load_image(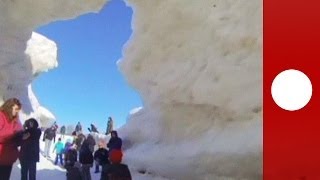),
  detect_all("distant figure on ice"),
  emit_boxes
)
[101,149,132,180]
[88,123,99,133]
[52,121,58,130]
[75,122,82,134]
[60,125,66,139]
[19,118,41,180]
[93,141,109,173]
[53,138,64,166]
[79,139,94,180]
[105,117,113,135]
[107,131,122,151]
[43,126,56,158]
[0,98,28,180]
